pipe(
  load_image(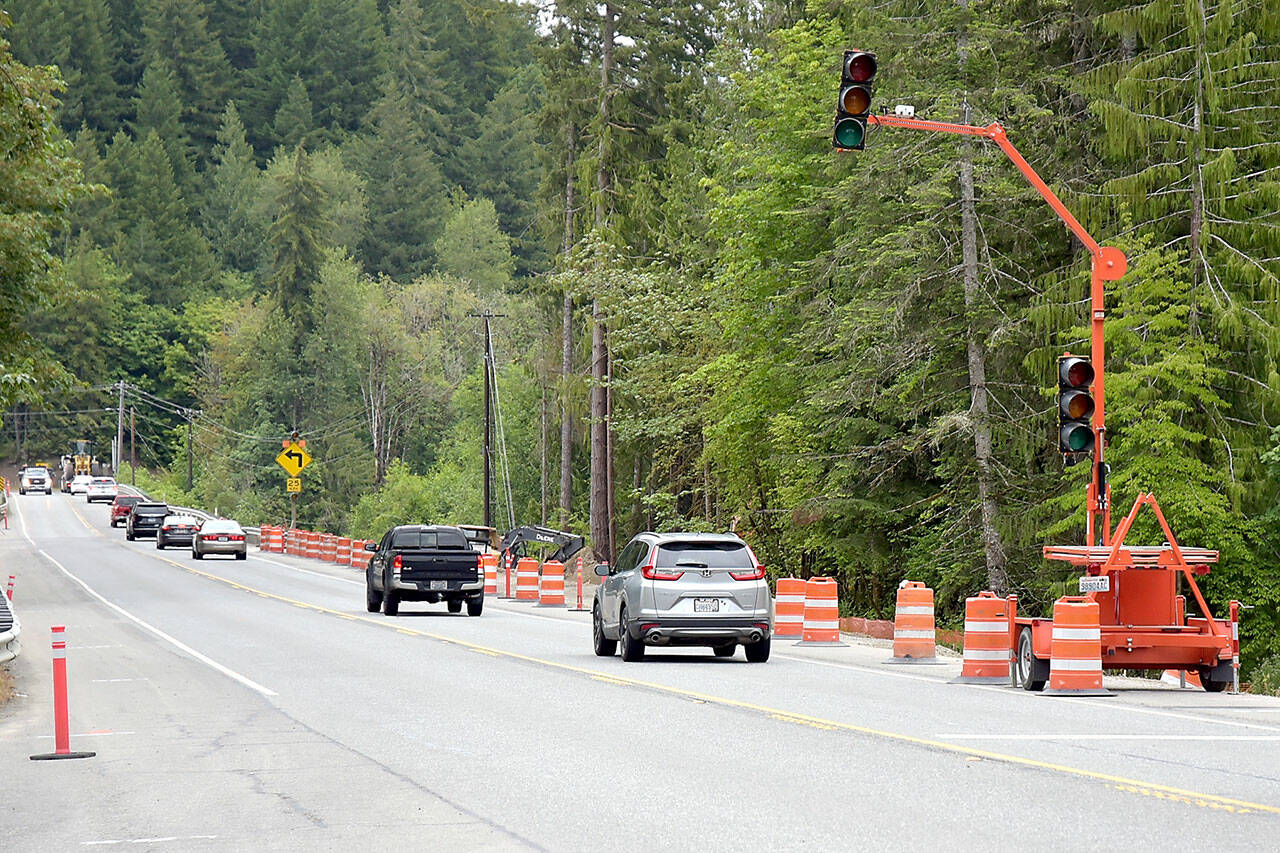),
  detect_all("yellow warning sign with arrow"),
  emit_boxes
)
[276,442,313,478]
